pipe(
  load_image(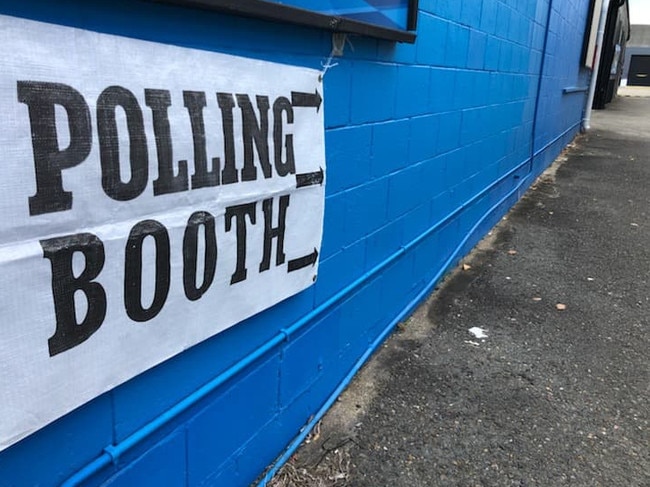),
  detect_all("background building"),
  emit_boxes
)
[622,24,650,86]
